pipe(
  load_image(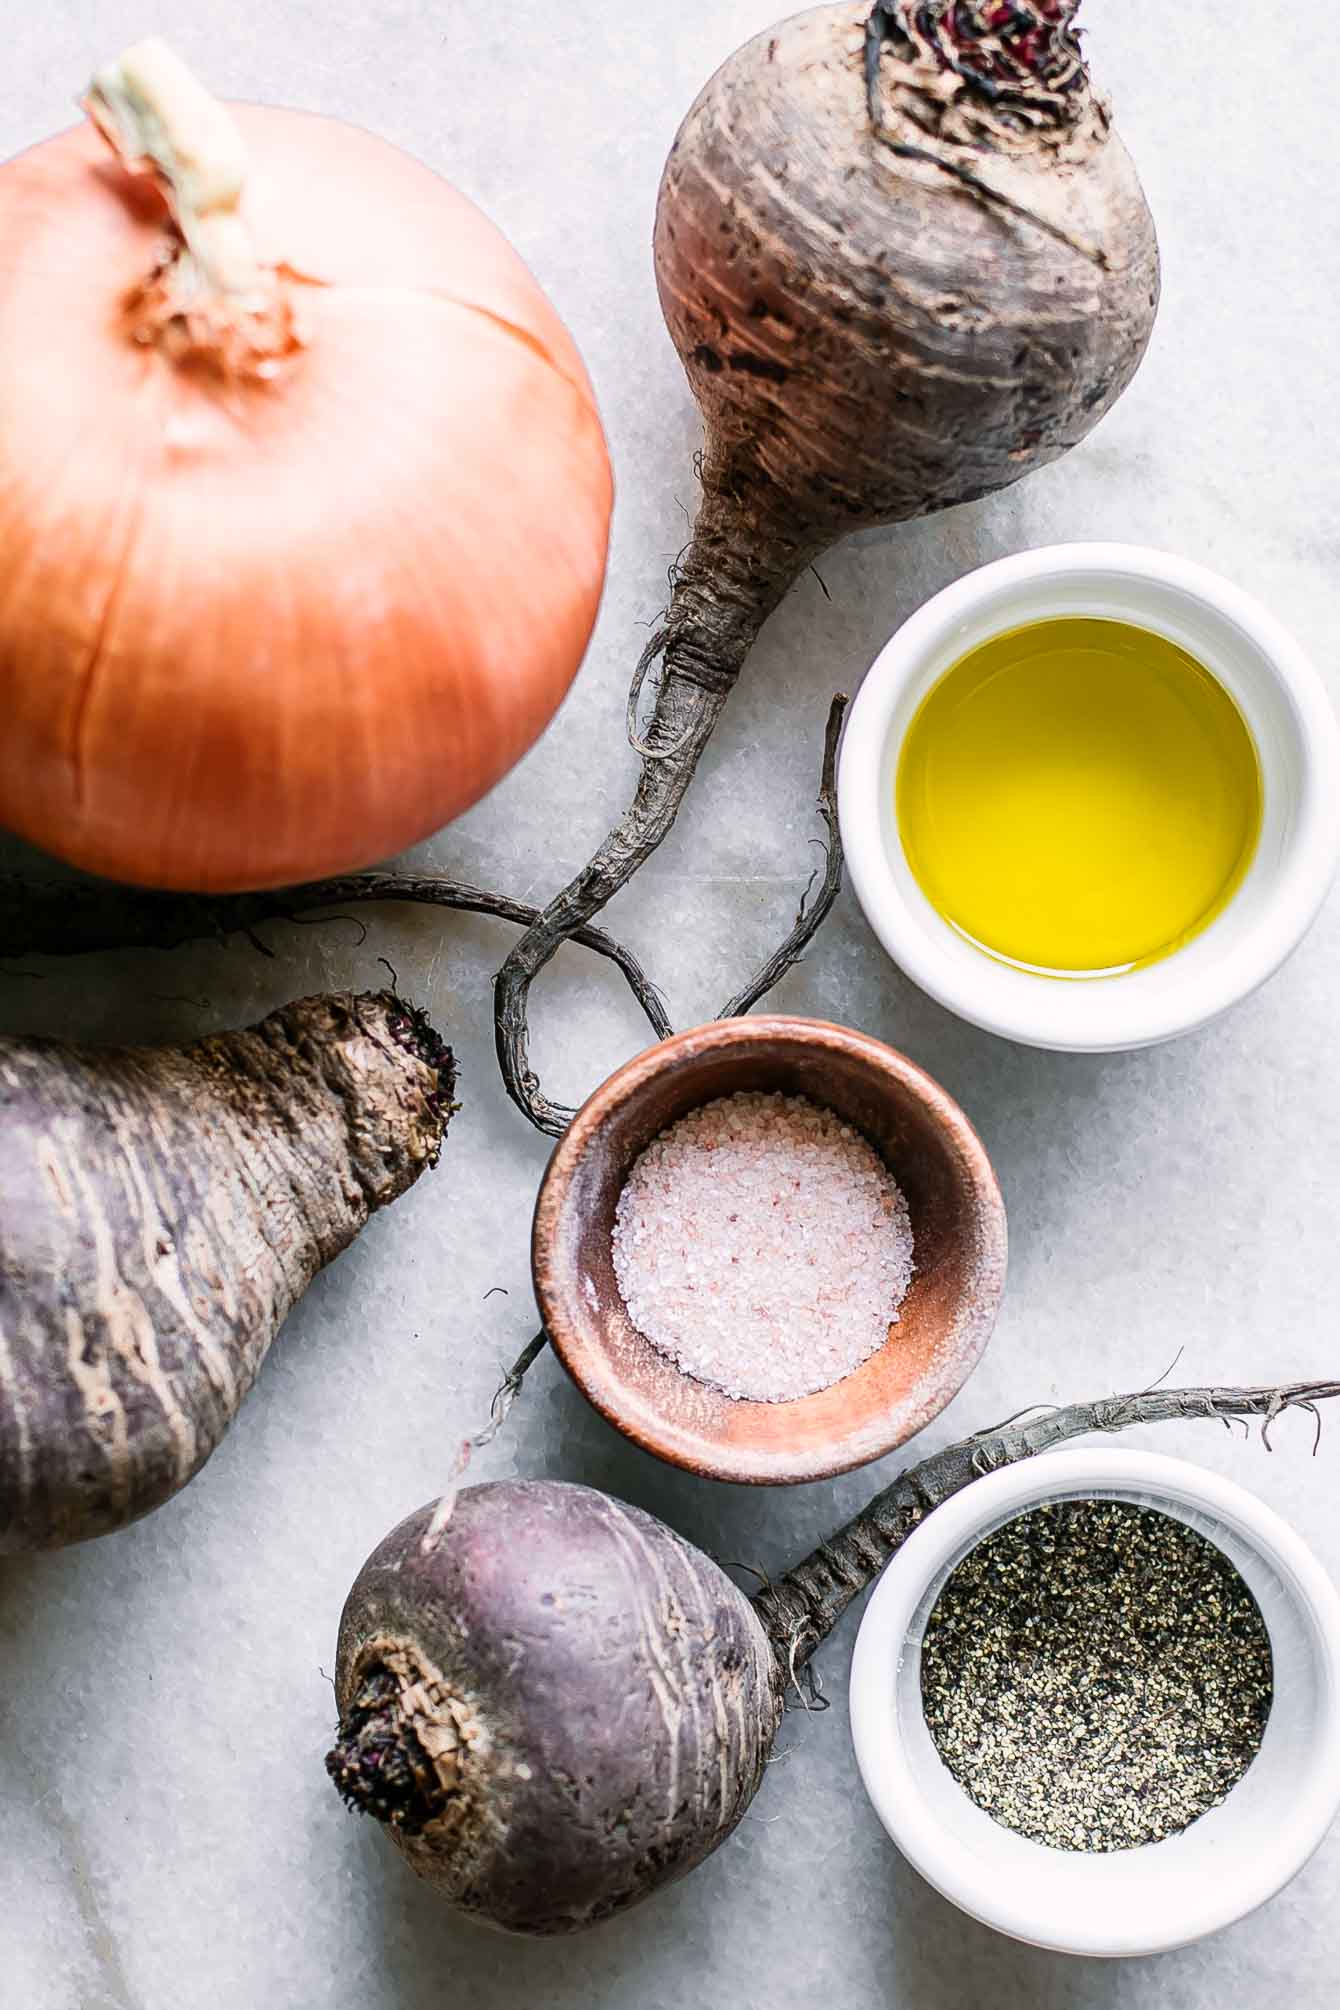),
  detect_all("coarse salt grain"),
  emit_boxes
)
[610,1090,914,1404]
